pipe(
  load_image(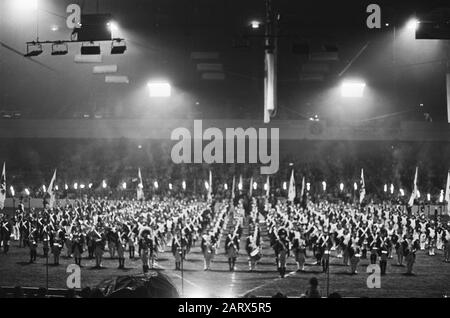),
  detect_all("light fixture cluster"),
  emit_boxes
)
[24,38,126,57]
